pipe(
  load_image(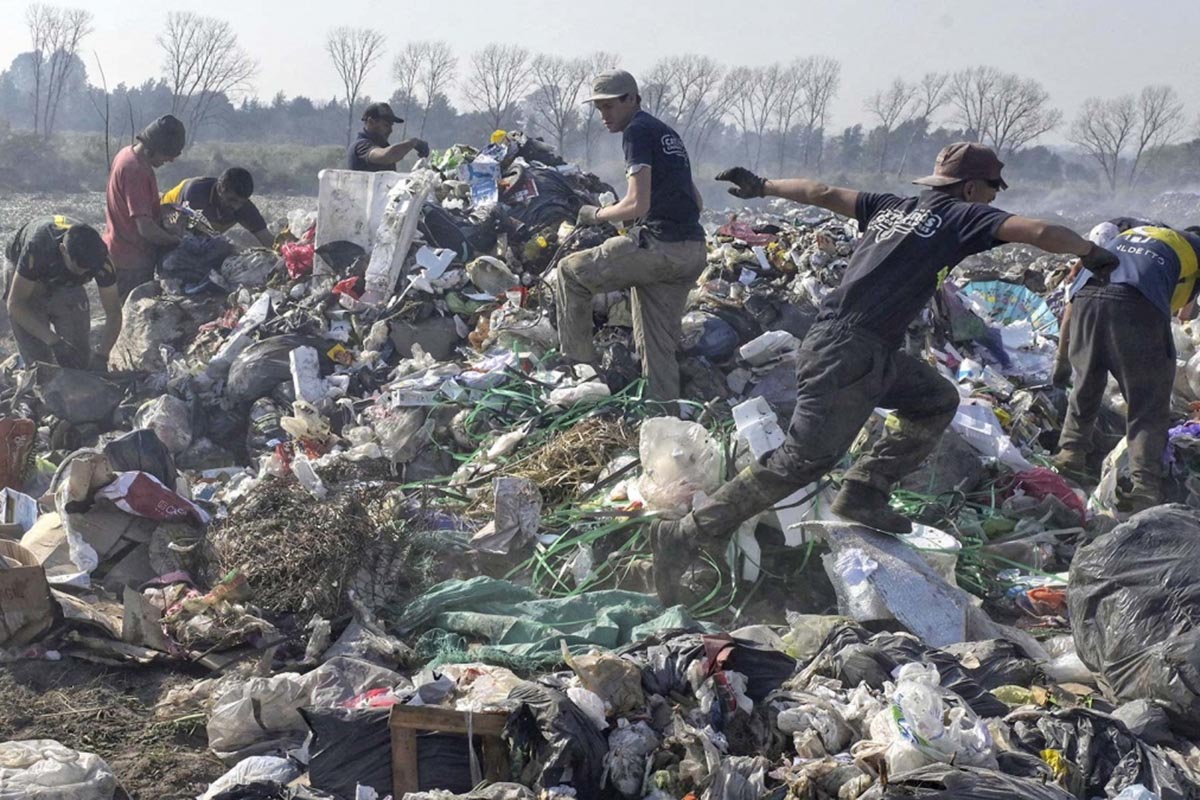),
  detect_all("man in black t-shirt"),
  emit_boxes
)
[4,216,122,369]
[648,143,1118,605]
[555,69,707,403]
[347,103,430,172]
[161,168,273,247]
